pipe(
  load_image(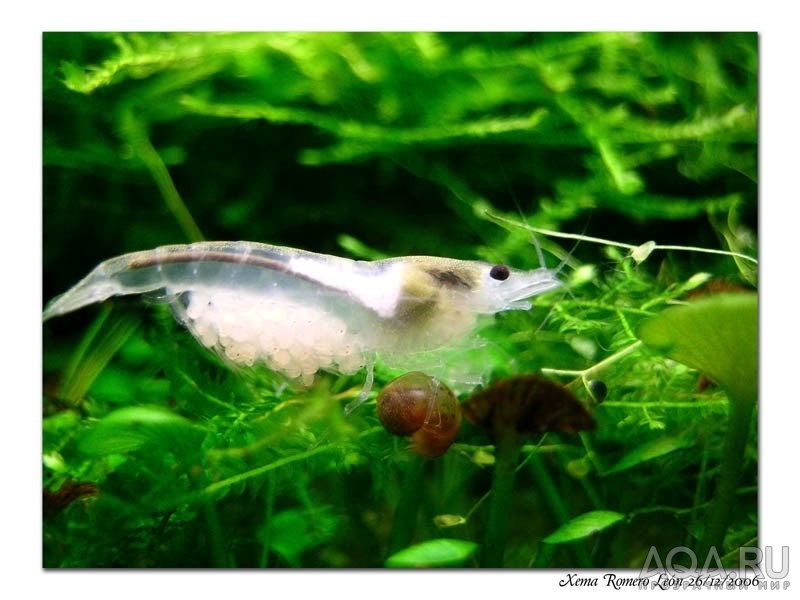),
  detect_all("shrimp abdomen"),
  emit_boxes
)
[41,243,383,383]
[42,242,291,321]
[43,252,164,321]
